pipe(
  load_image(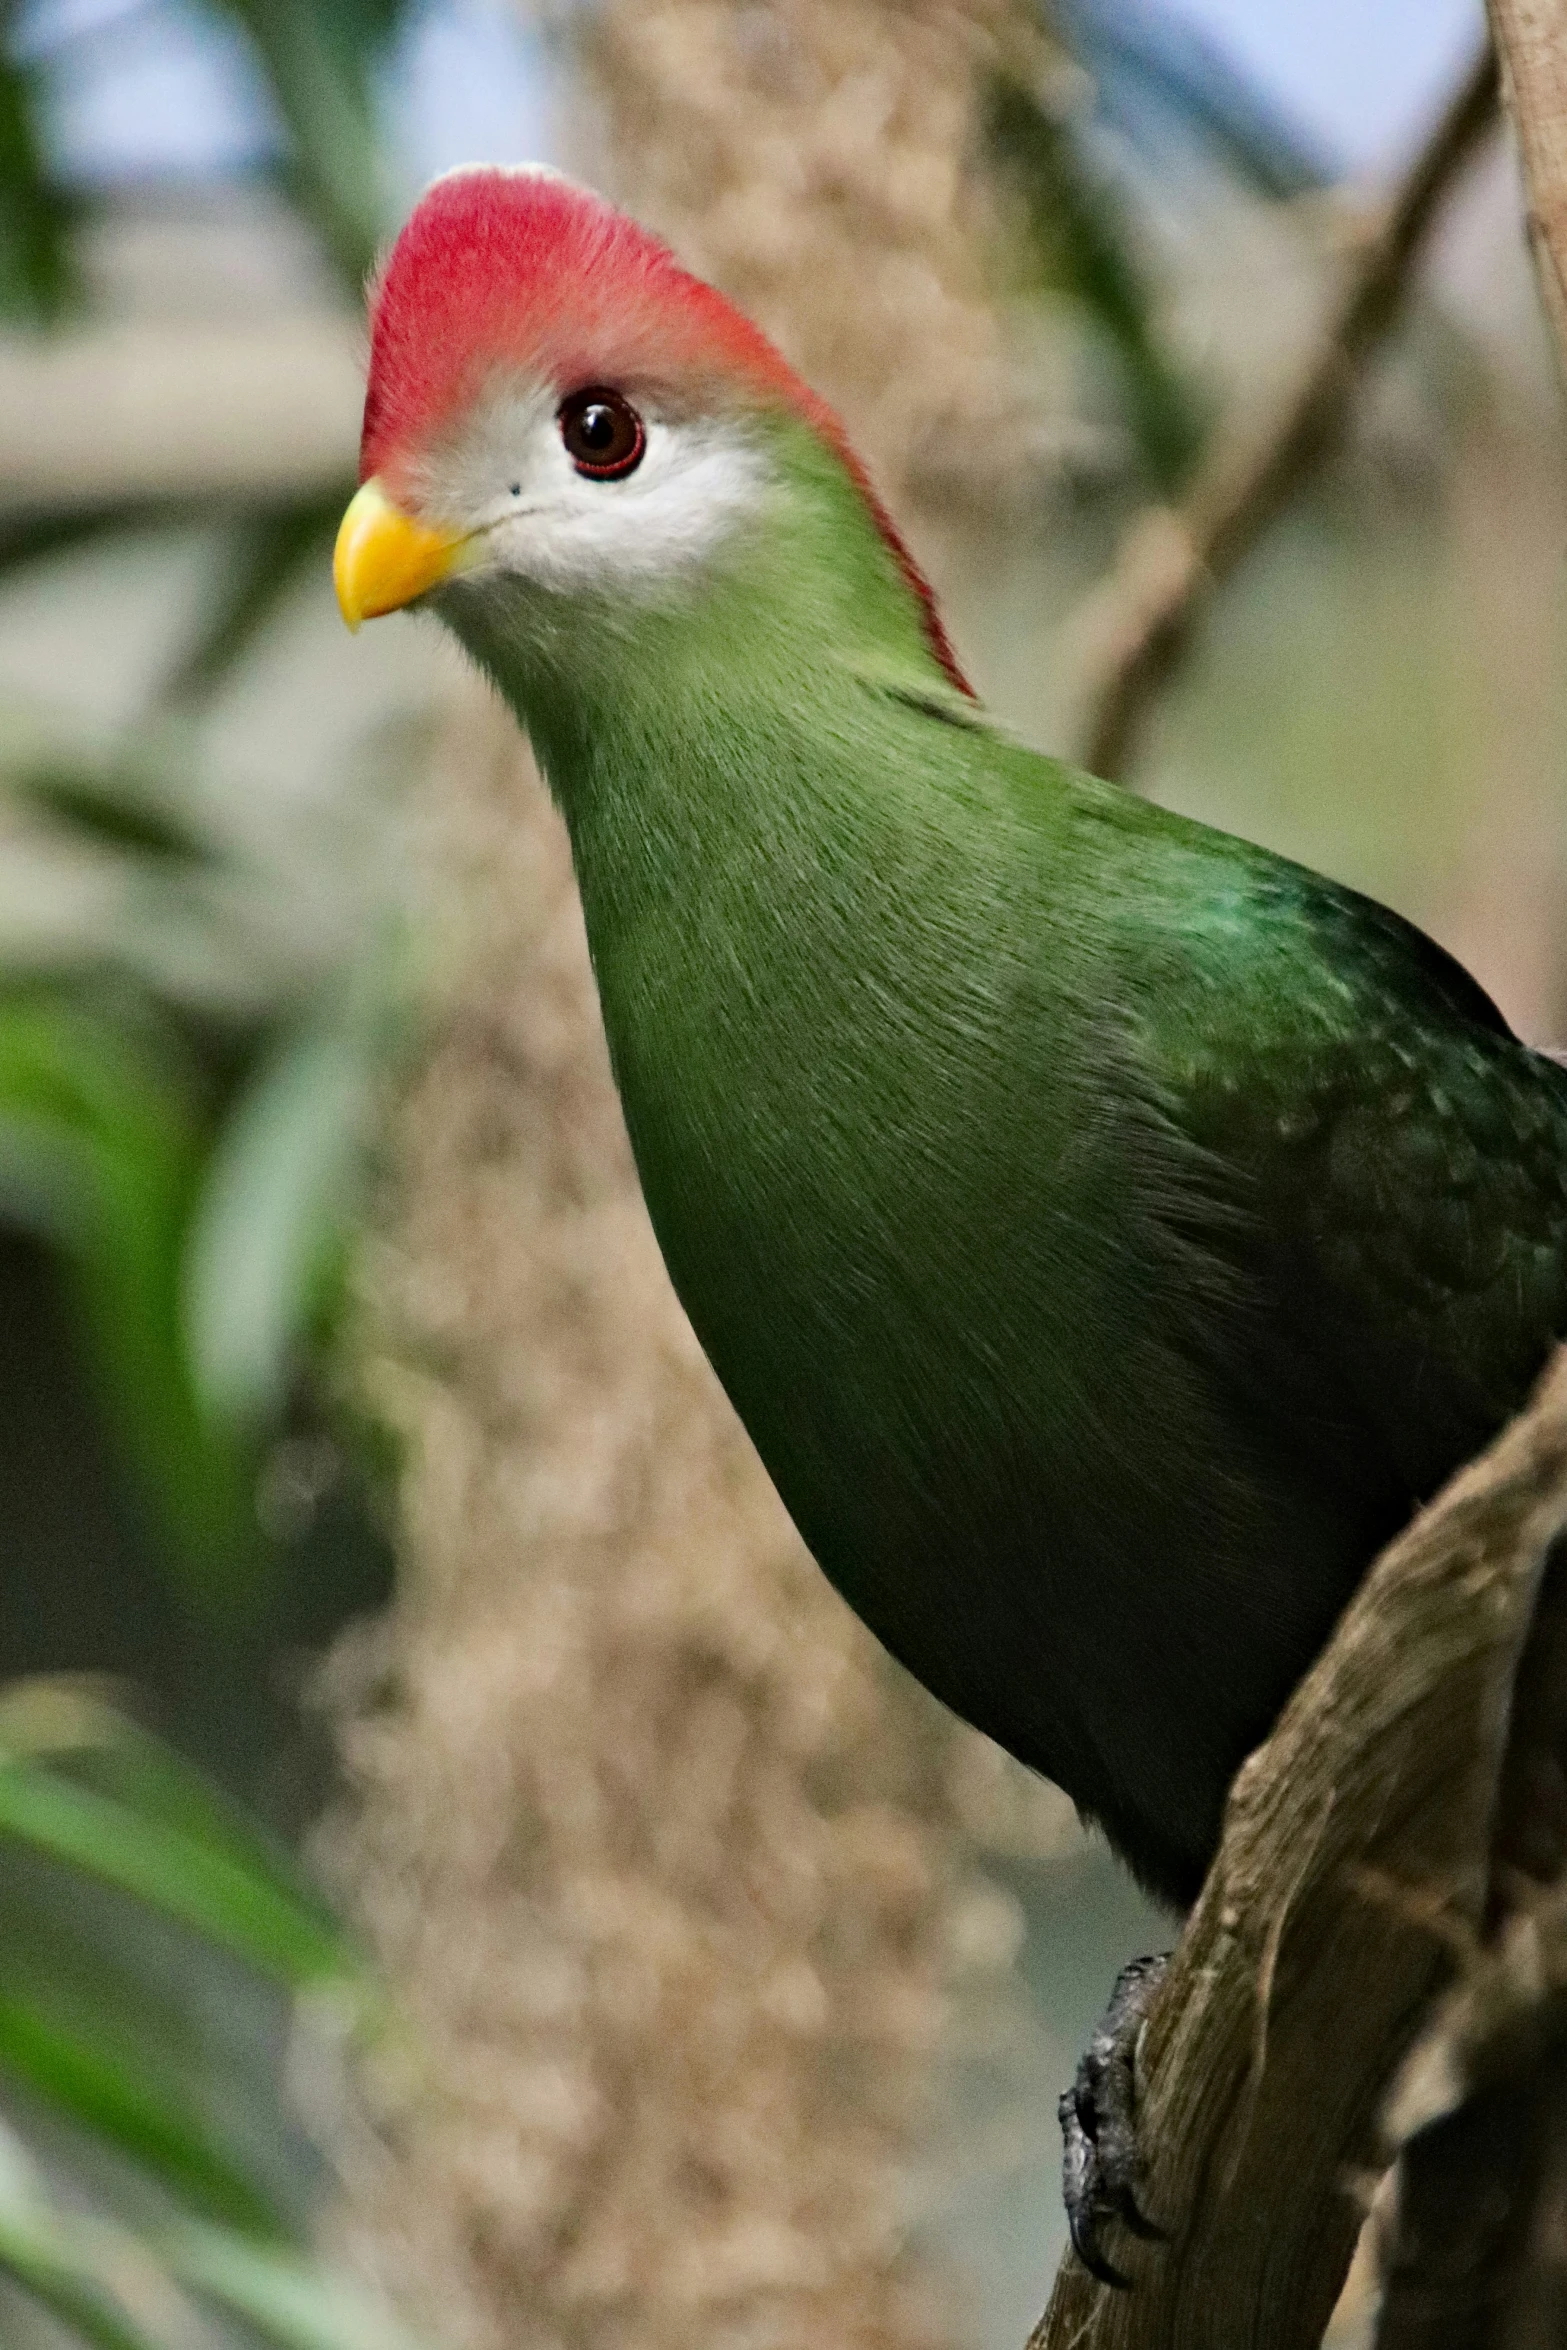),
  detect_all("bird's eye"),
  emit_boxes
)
[558,388,645,480]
